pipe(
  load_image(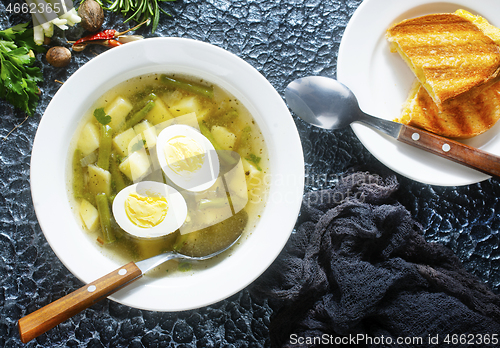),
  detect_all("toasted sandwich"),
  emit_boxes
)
[454,9,500,46]
[396,77,500,138]
[387,11,500,106]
